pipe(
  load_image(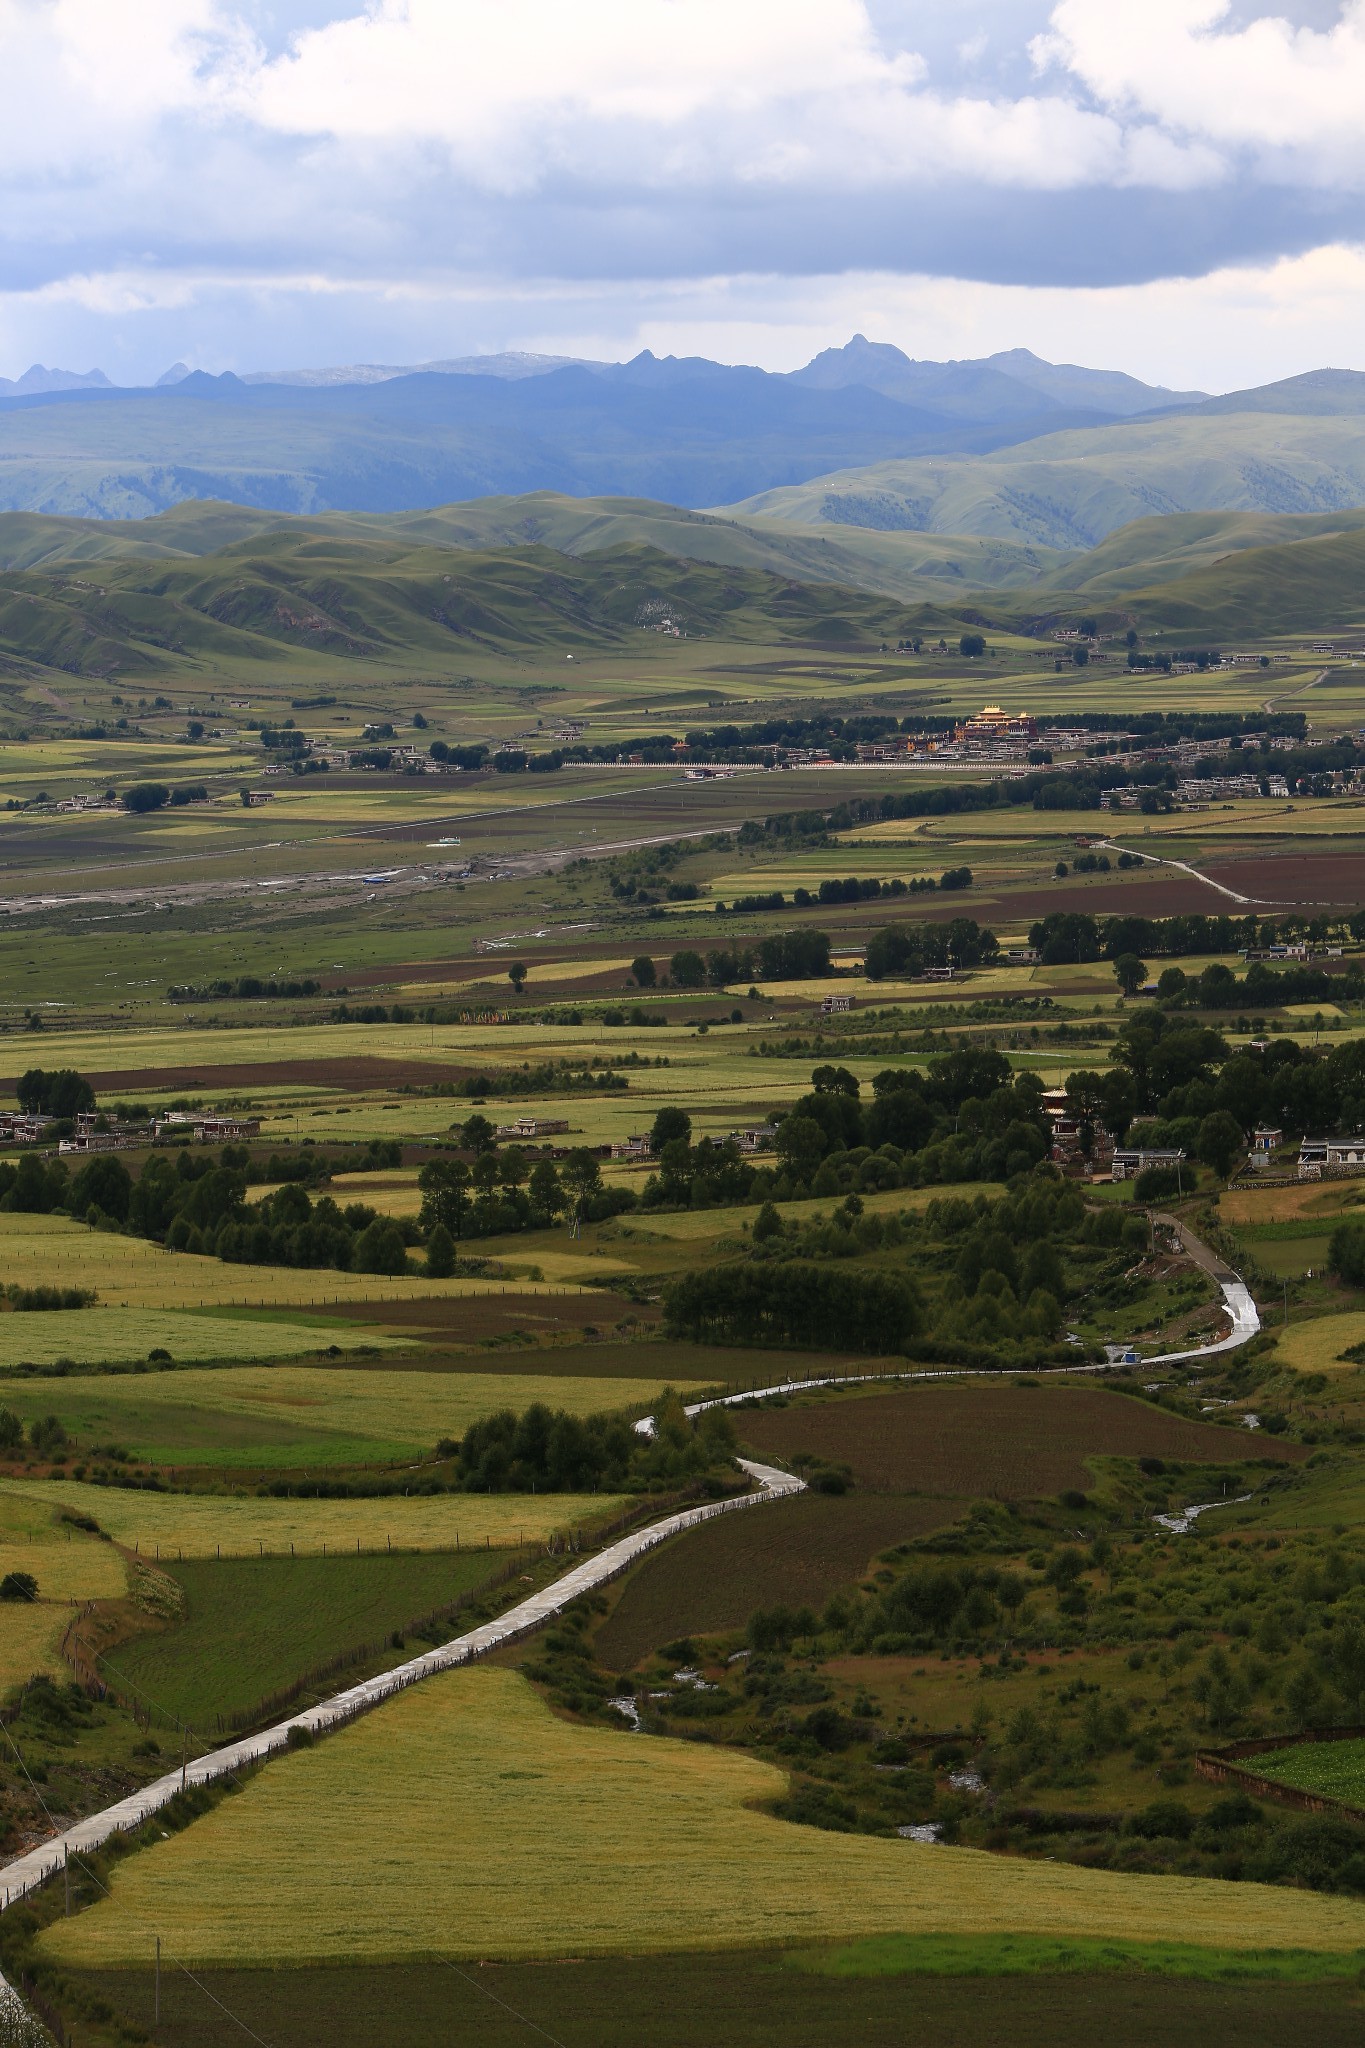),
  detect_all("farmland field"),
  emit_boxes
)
[733,1383,1304,1496]
[103,1550,505,1729]
[40,1666,1365,1968]
[0,1302,413,1370]
[1253,1738,1365,1807]
[0,1477,619,1557]
[54,1955,1365,2048]
[595,1492,964,1670]
[0,1364,704,1467]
